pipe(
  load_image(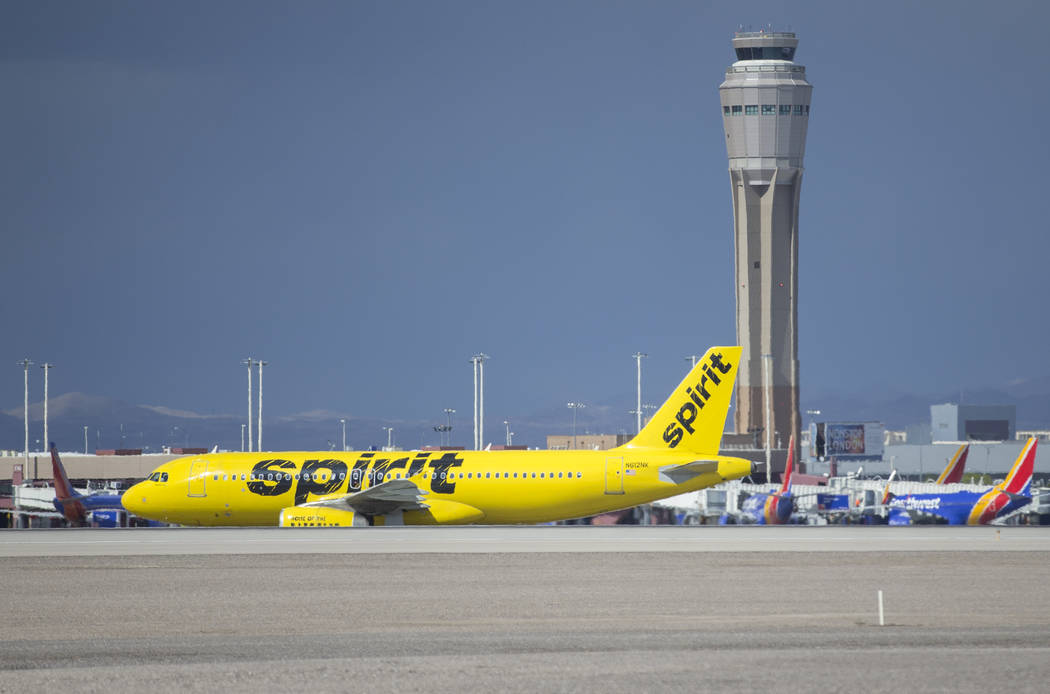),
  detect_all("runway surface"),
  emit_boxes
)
[2,526,1049,692]
[3,525,1049,556]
